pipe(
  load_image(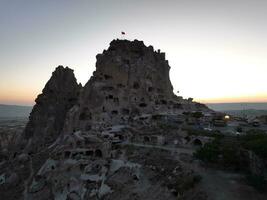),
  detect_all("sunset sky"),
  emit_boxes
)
[1,0,267,106]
